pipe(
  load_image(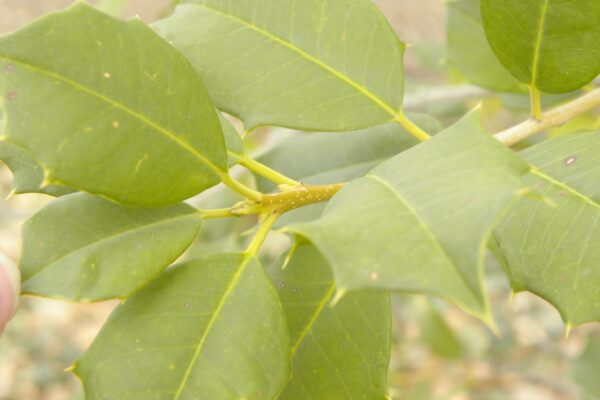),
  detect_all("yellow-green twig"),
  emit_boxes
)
[219,173,262,202]
[495,86,600,146]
